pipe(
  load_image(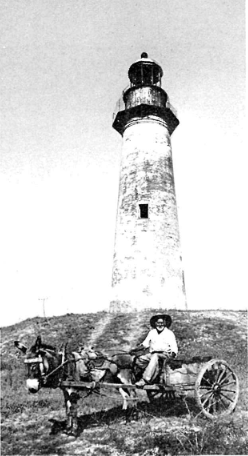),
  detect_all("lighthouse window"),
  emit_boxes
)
[139,204,148,219]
